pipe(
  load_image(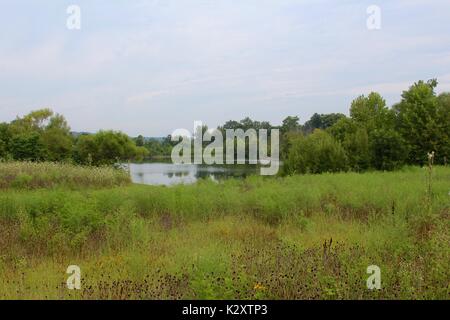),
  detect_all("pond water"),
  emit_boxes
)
[127,162,260,186]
